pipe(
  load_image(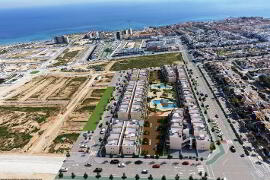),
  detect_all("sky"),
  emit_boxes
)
[0,0,222,9]
[0,0,268,9]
